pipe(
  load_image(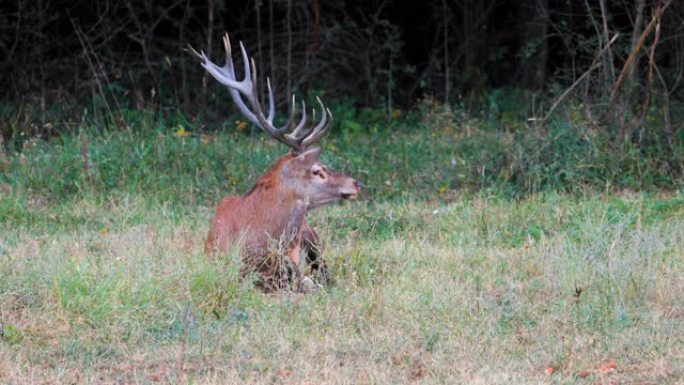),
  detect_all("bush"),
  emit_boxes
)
[0,97,682,204]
